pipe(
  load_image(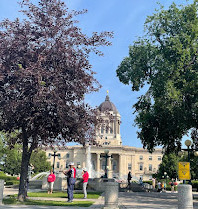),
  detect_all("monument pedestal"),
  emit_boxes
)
[178,184,193,209]
[103,181,119,209]
[0,180,4,205]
